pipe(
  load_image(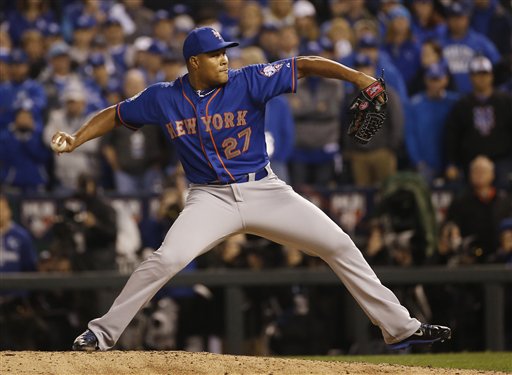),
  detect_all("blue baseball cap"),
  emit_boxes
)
[388,5,411,22]
[147,41,167,55]
[74,14,97,29]
[9,49,29,64]
[425,62,448,79]
[45,22,61,36]
[0,49,9,63]
[182,27,239,61]
[88,52,105,67]
[153,10,172,22]
[358,34,379,49]
[446,1,471,17]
